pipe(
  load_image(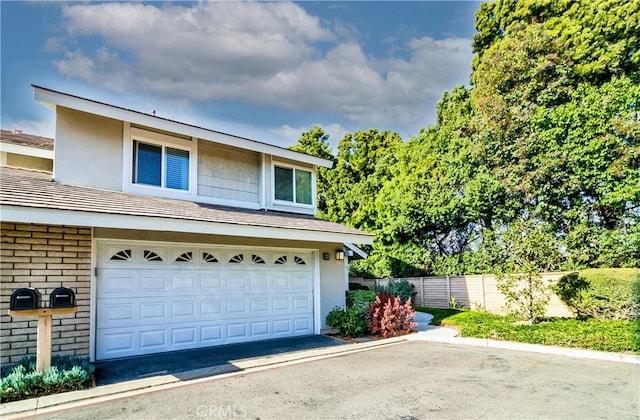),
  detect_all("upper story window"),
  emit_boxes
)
[125,127,194,196]
[133,141,190,190]
[274,165,312,205]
